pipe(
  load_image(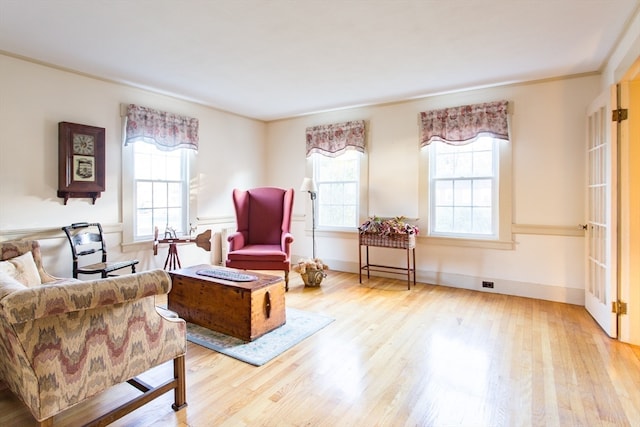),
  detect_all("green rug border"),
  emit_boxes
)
[186,307,334,366]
